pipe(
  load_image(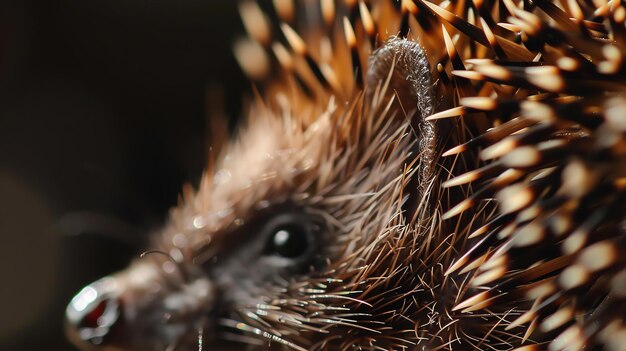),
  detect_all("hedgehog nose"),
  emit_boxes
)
[66,278,122,347]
